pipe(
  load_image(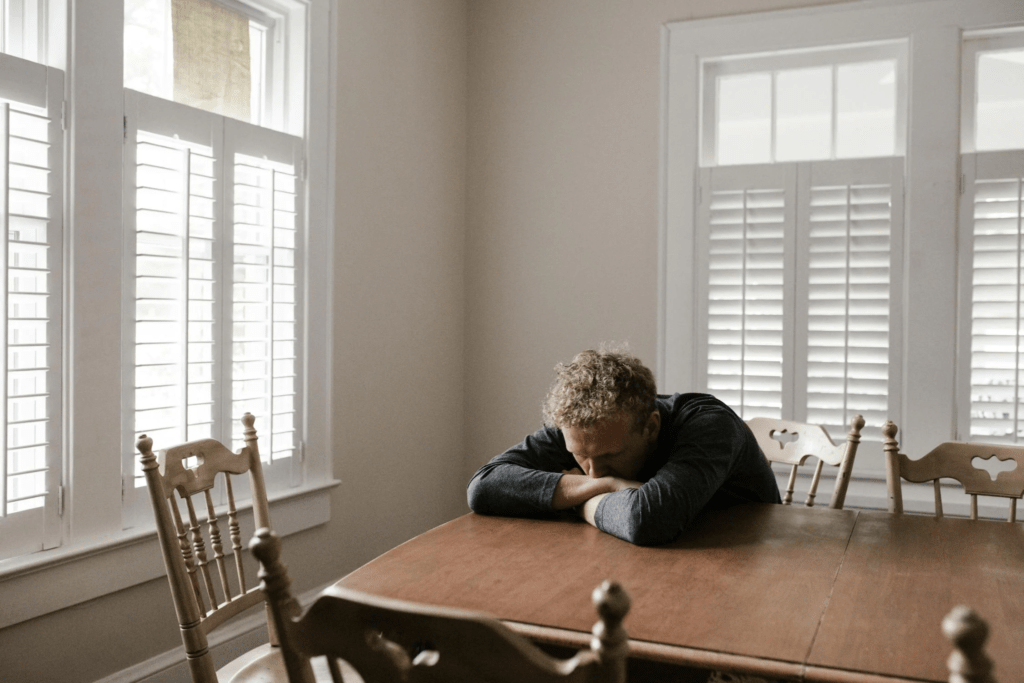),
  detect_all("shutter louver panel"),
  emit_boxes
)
[0,61,63,560]
[231,153,298,465]
[969,177,1023,442]
[3,100,57,514]
[805,182,891,438]
[131,130,219,486]
[707,187,786,418]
